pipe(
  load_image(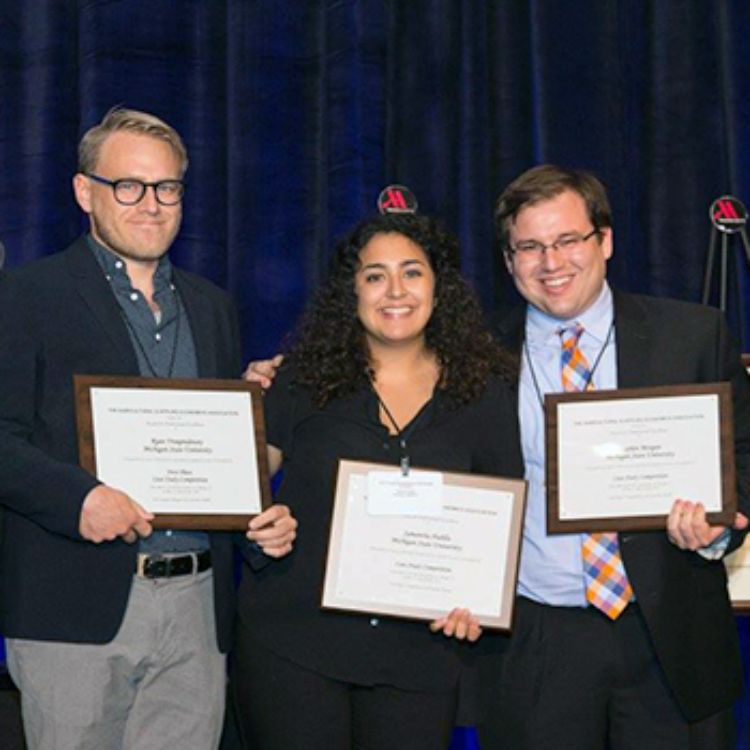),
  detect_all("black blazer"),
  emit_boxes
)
[0,238,241,651]
[489,289,750,721]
